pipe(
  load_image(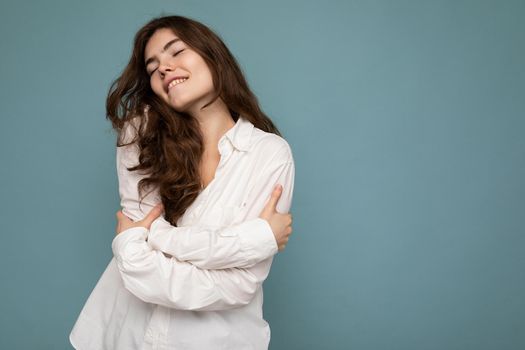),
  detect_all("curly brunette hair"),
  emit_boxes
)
[106,15,282,226]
